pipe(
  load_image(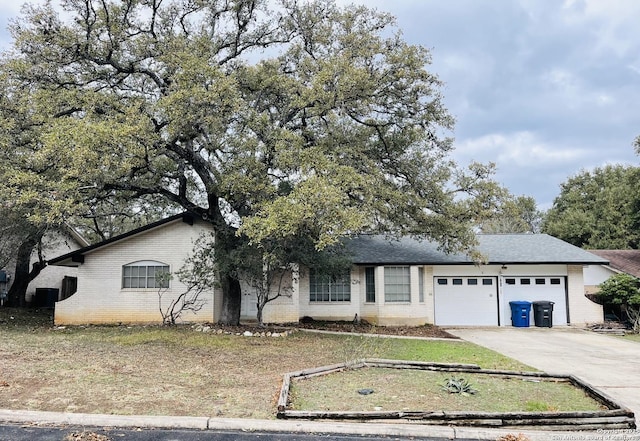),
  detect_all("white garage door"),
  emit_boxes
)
[501,277,567,326]
[434,277,499,326]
